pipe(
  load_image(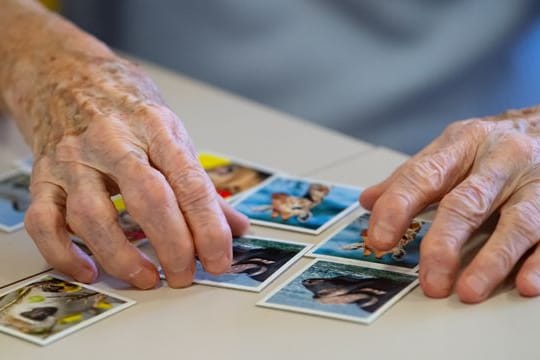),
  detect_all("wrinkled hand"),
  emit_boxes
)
[360,107,540,303]
[20,52,249,289]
